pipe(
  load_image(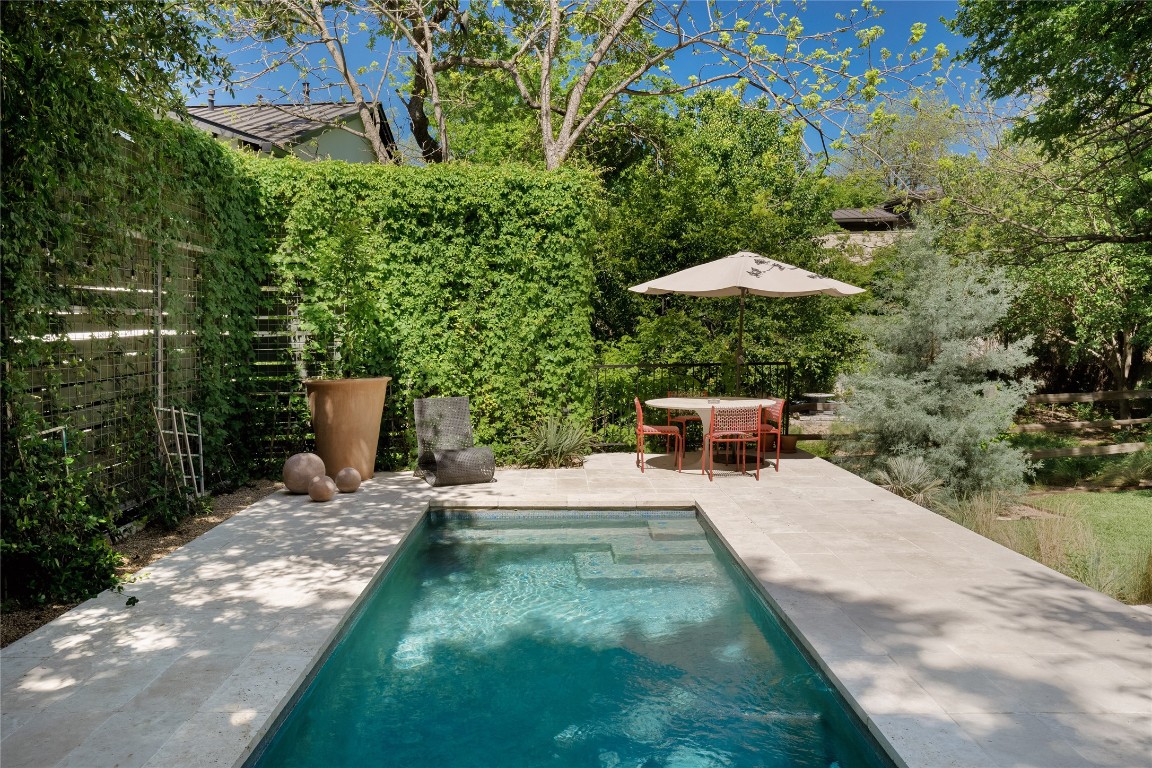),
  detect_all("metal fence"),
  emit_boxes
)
[592,361,791,449]
[25,174,206,513]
